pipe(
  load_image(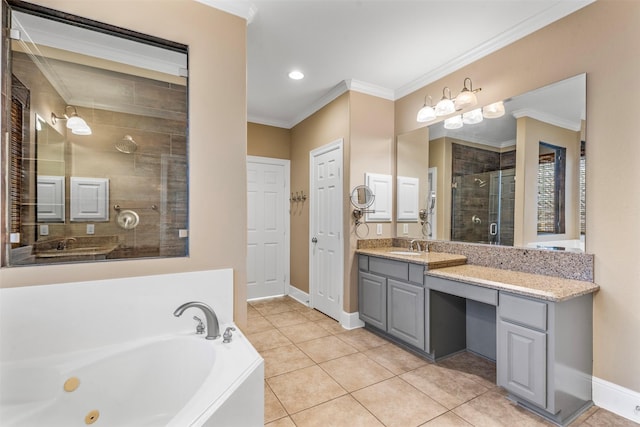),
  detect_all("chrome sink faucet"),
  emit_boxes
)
[409,239,421,252]
[174,301,220,340]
